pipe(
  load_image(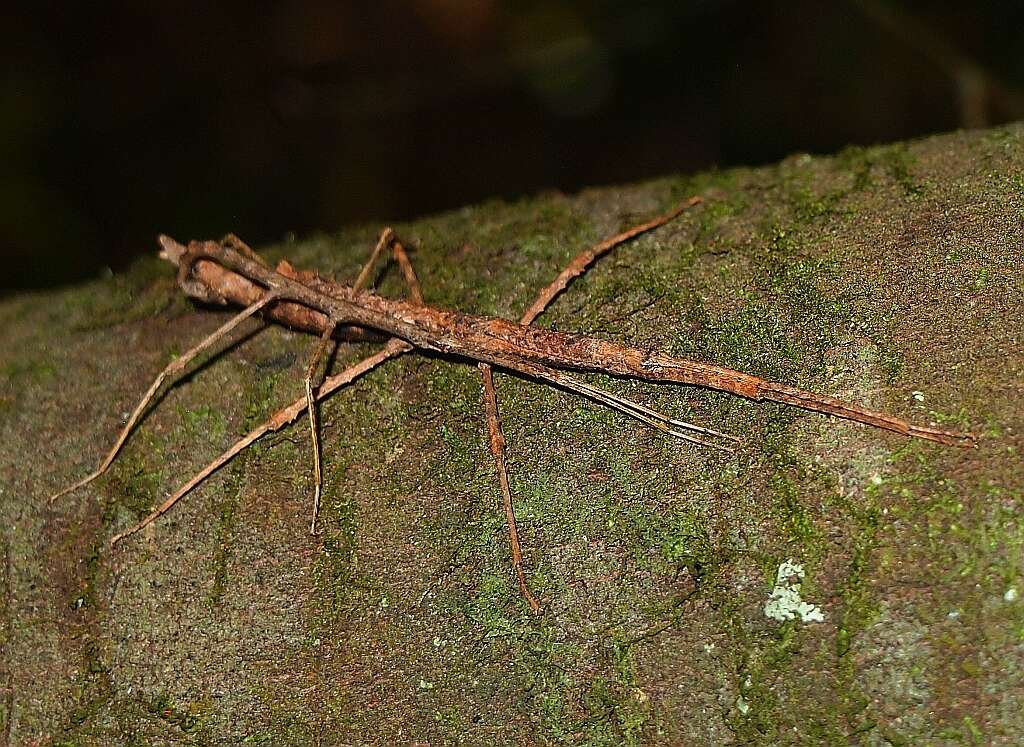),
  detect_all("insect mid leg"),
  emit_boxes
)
[303,321,337,535]
[301,231,425,535]
[476,198,703,612]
